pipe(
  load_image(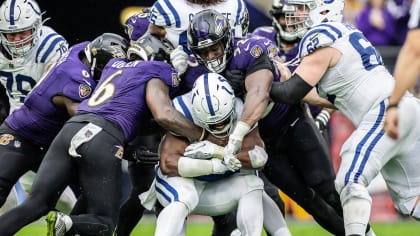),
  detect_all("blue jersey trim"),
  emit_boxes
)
[156,168,179,202]
[40,36,65,63]
[344,101,385,184]
[163,0,181,27]
[154,2,171,26]
[236,0,244,25]
[35,33,60,63]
